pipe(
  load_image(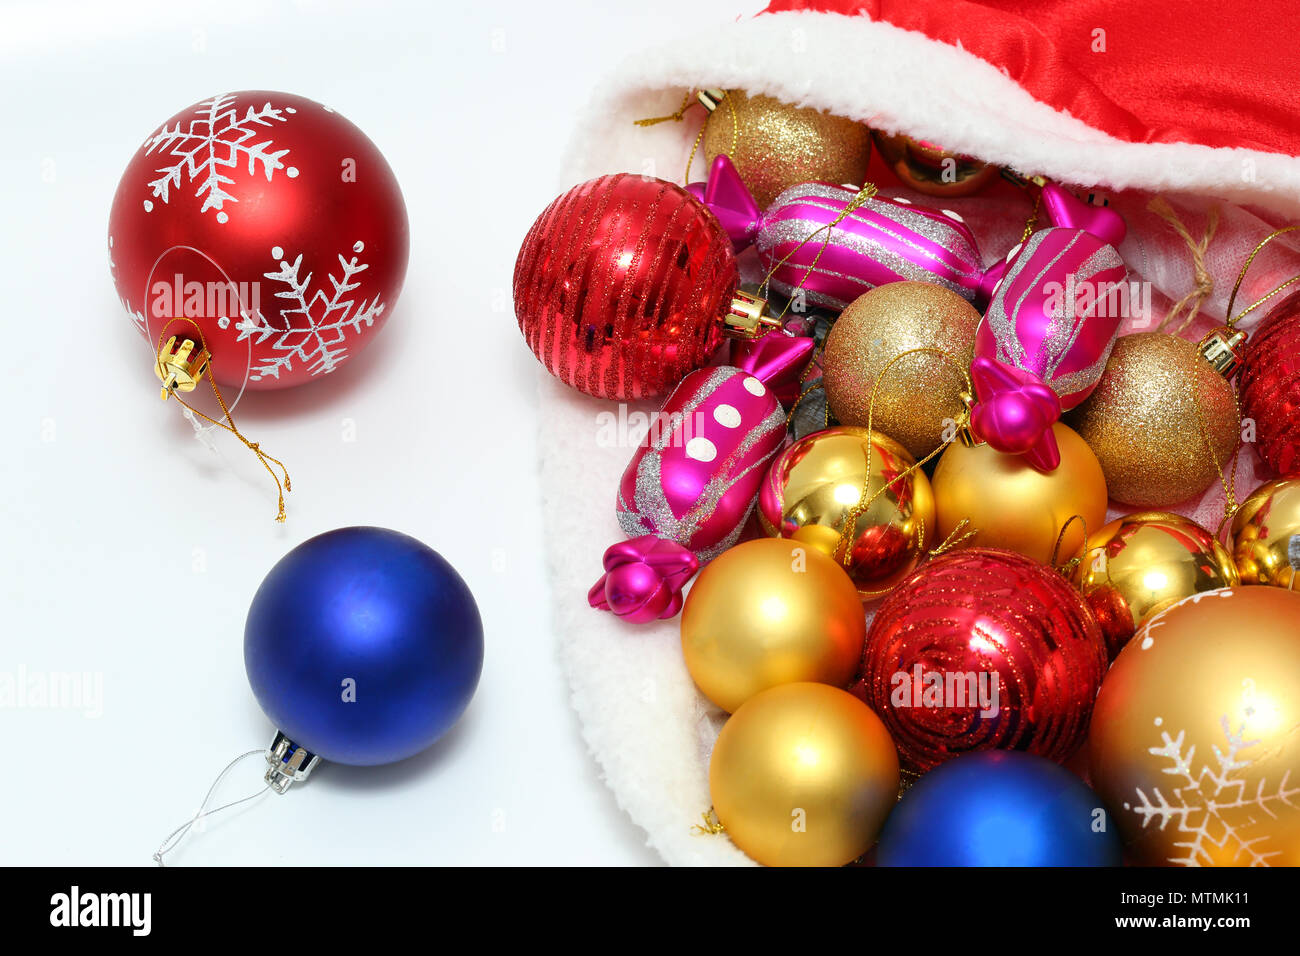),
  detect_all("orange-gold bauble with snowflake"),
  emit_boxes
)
[1089,587,1300,866]
[108,91,408,390]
